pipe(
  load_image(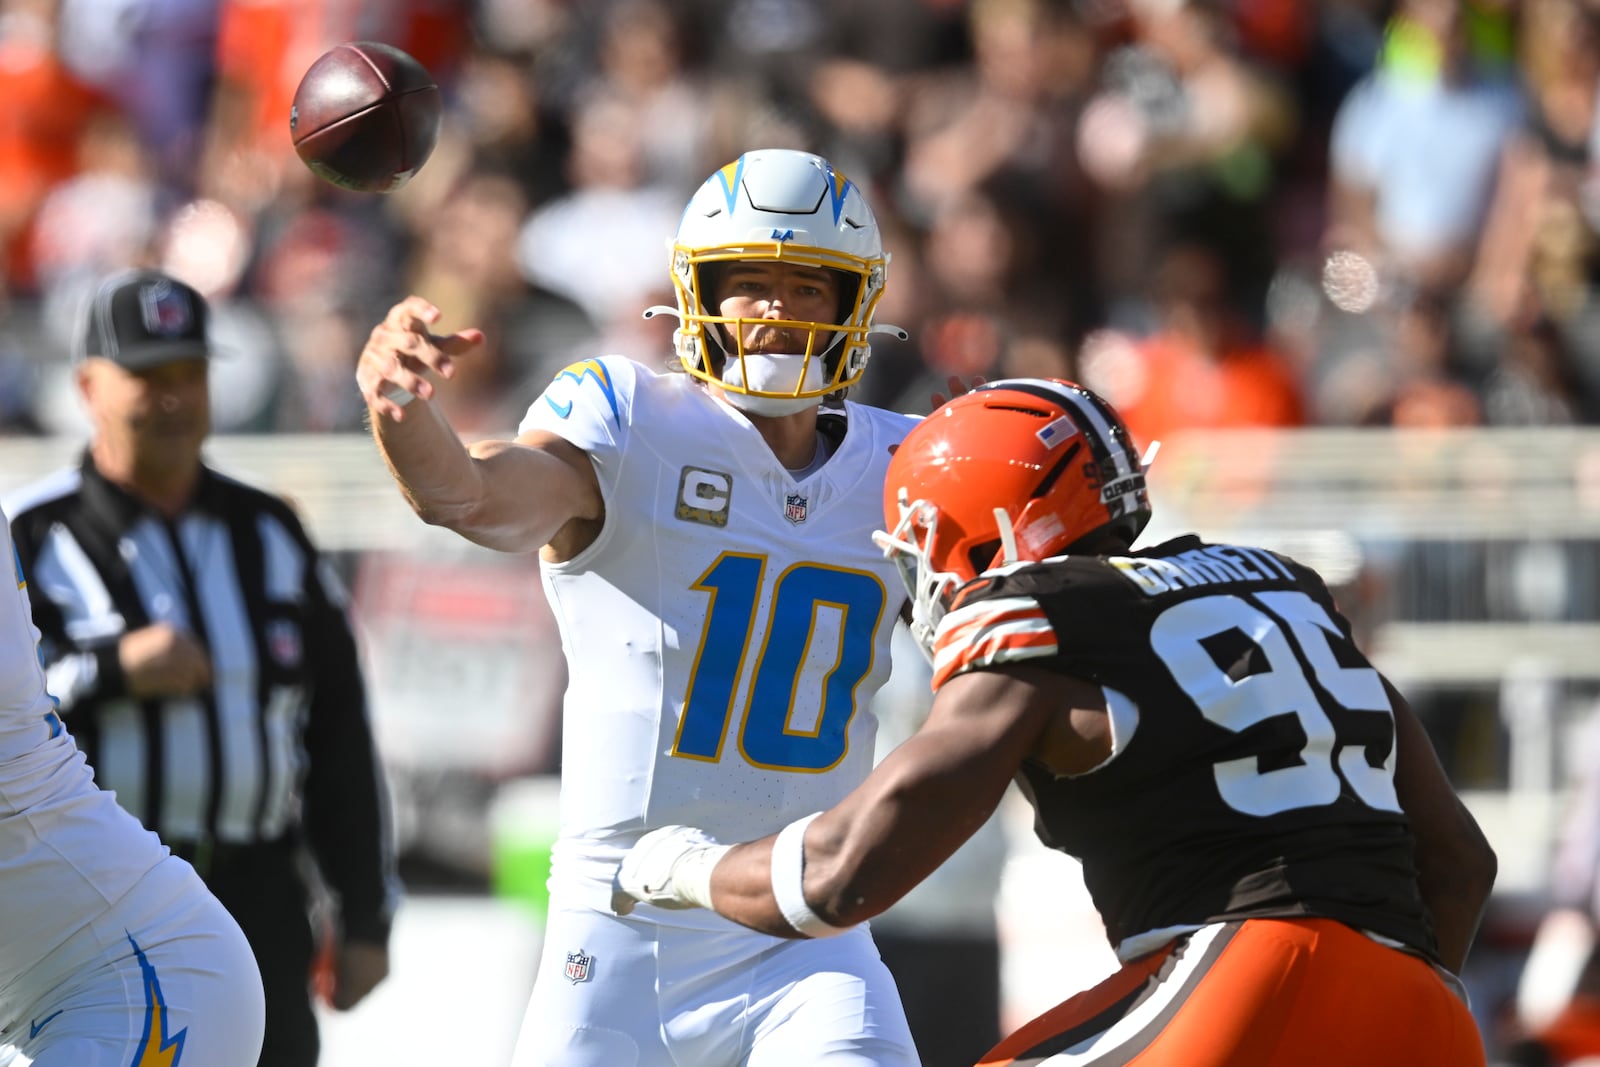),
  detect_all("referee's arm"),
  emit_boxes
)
[299,554,395,947]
